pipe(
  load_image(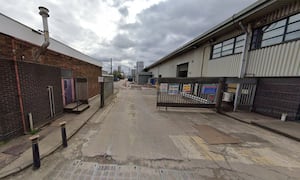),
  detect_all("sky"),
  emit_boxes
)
[0,0,256,73]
